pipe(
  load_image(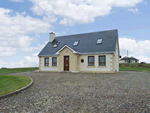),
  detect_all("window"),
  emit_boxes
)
[125,60,126,62]
[73,41,79,46]
[99,55,106,66]
[53,42,59,48]
[44,58,49,66]
[81,59,84,63]
[97,39,102,44]
[52,57,57,66]
[88,56,94,66]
